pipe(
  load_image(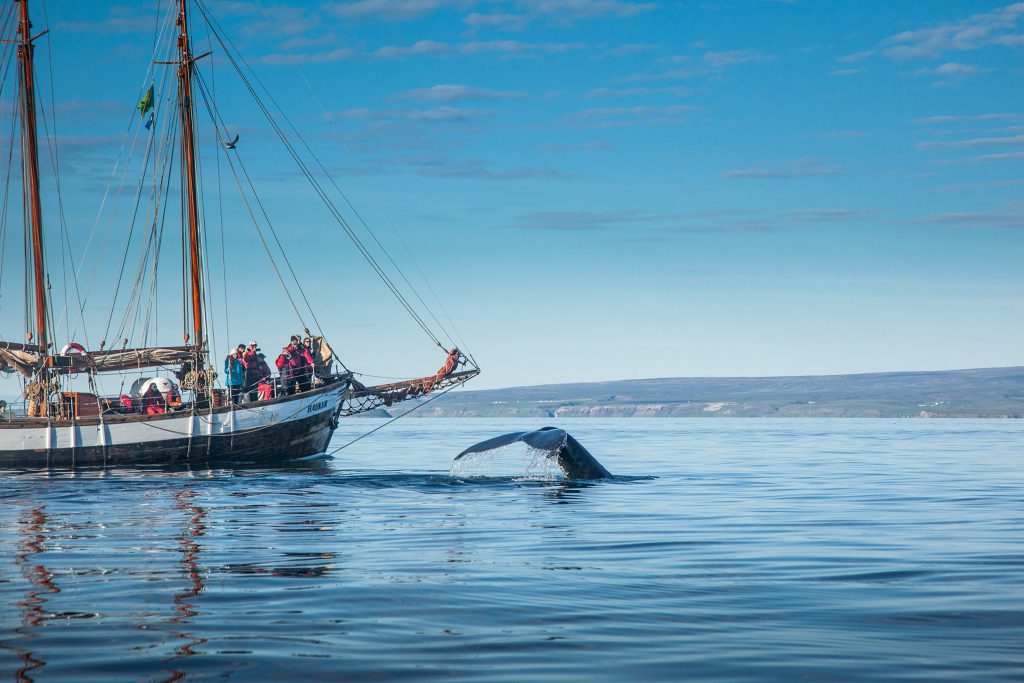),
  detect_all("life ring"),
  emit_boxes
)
[61,342,86,355]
